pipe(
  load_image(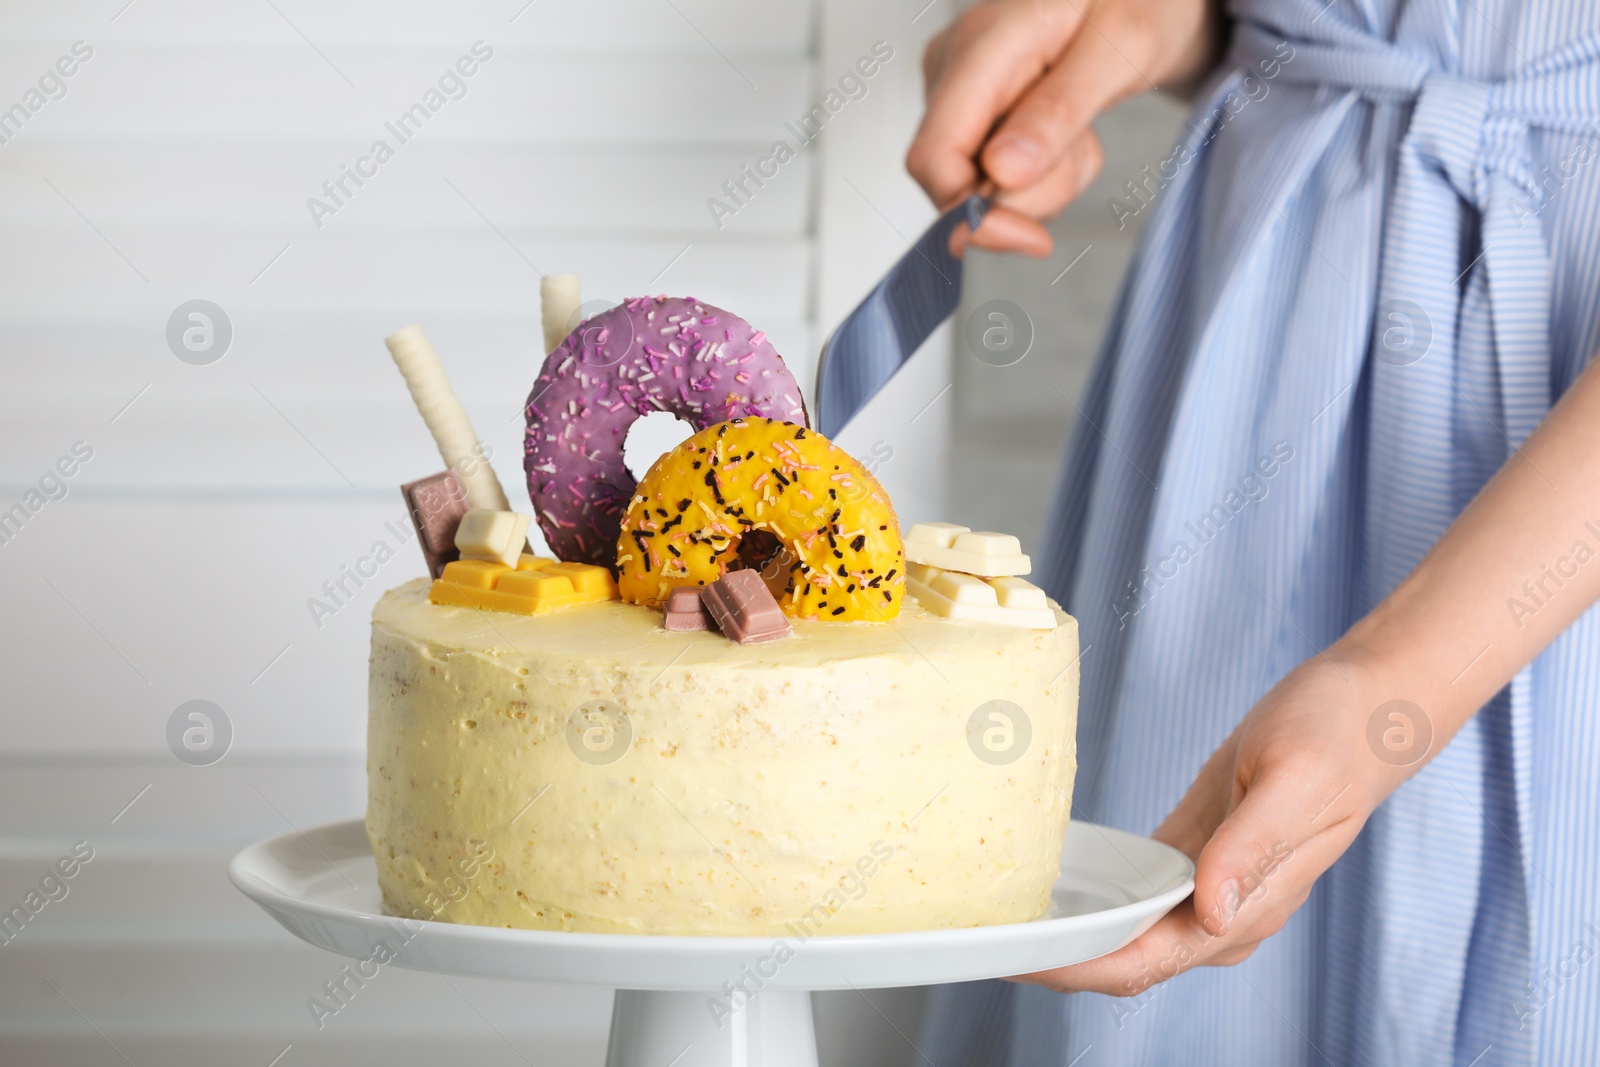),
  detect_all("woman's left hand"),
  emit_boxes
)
[1017,650,1423,994]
